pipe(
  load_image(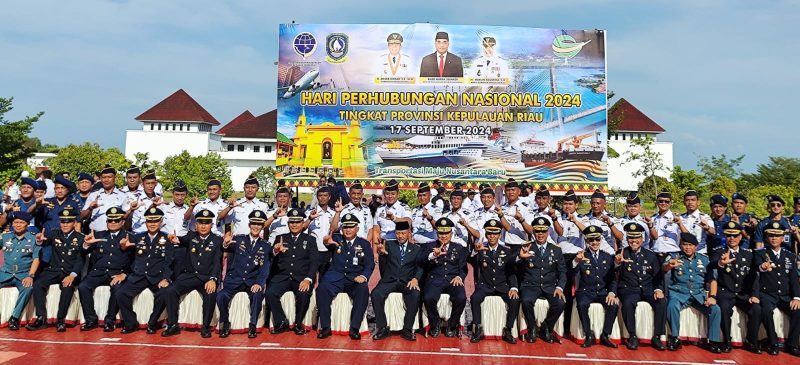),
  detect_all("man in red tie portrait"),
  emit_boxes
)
[419,31,464,78]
